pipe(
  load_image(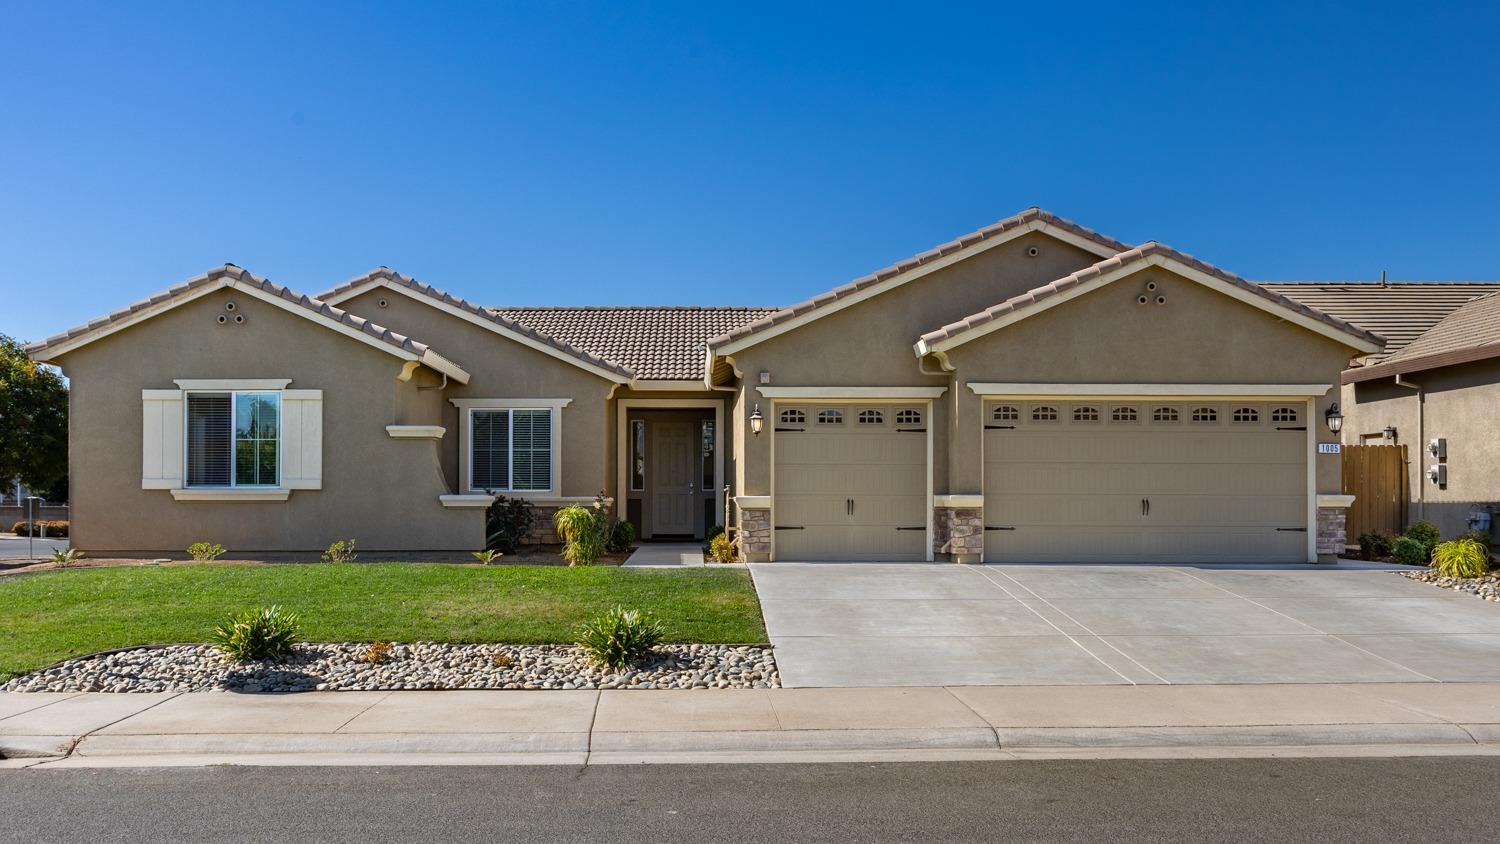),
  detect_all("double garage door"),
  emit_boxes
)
[773,403,928,561]
[983,400,1309,563]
